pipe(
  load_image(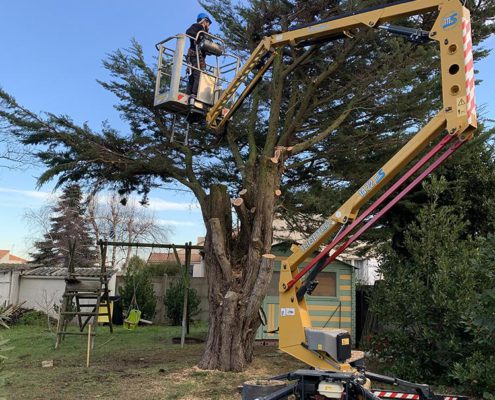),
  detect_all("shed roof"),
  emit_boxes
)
[22,267,117,278]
